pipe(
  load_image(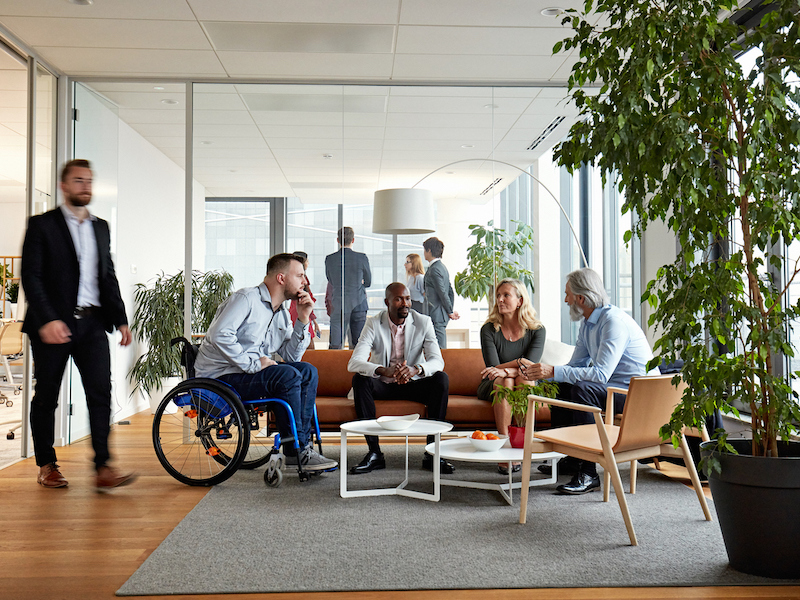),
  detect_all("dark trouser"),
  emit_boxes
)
[218,362,318,450]
[30,314,112,469]
[432,320,447,349]
[329,309,367,350]
[550,381,627,476]
[352,371,449,453]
